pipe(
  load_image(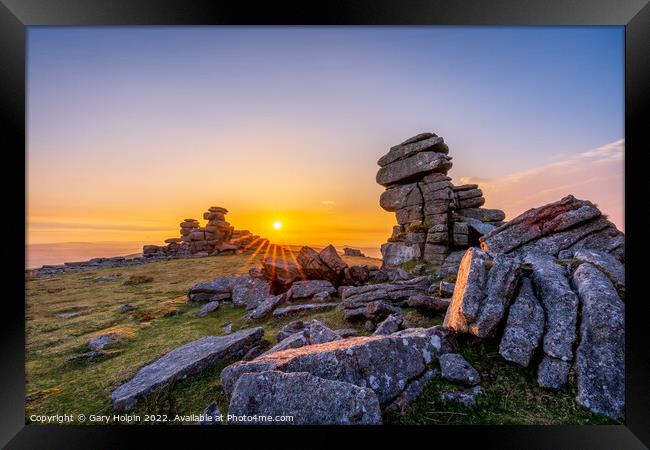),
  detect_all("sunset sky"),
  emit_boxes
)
[27,27,624,255]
